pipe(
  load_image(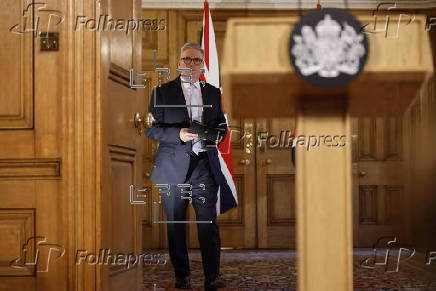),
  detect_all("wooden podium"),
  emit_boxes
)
[221,15,433,291]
